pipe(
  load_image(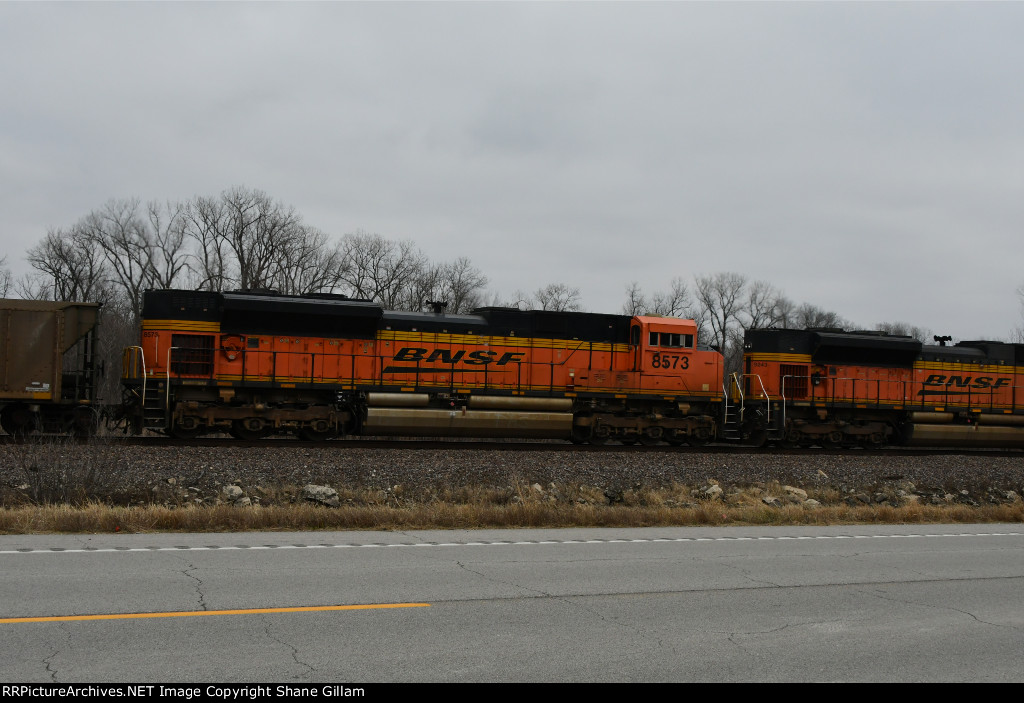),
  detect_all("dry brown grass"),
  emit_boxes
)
[1,483,1021,534]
